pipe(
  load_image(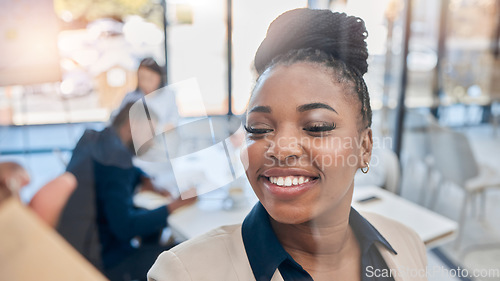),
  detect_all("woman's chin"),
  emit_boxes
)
[264,202,315,225]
